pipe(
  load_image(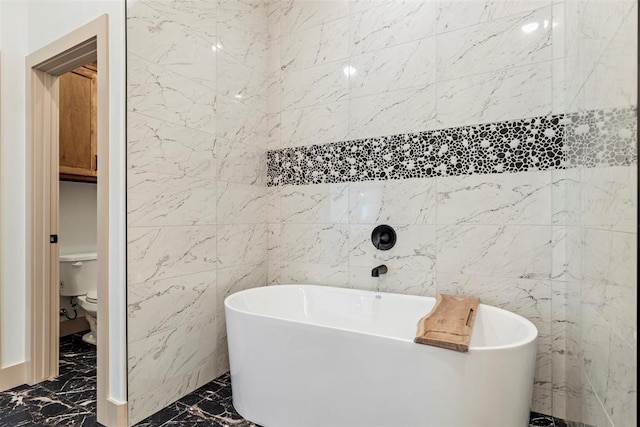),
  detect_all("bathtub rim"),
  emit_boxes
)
[225,284,538,352]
